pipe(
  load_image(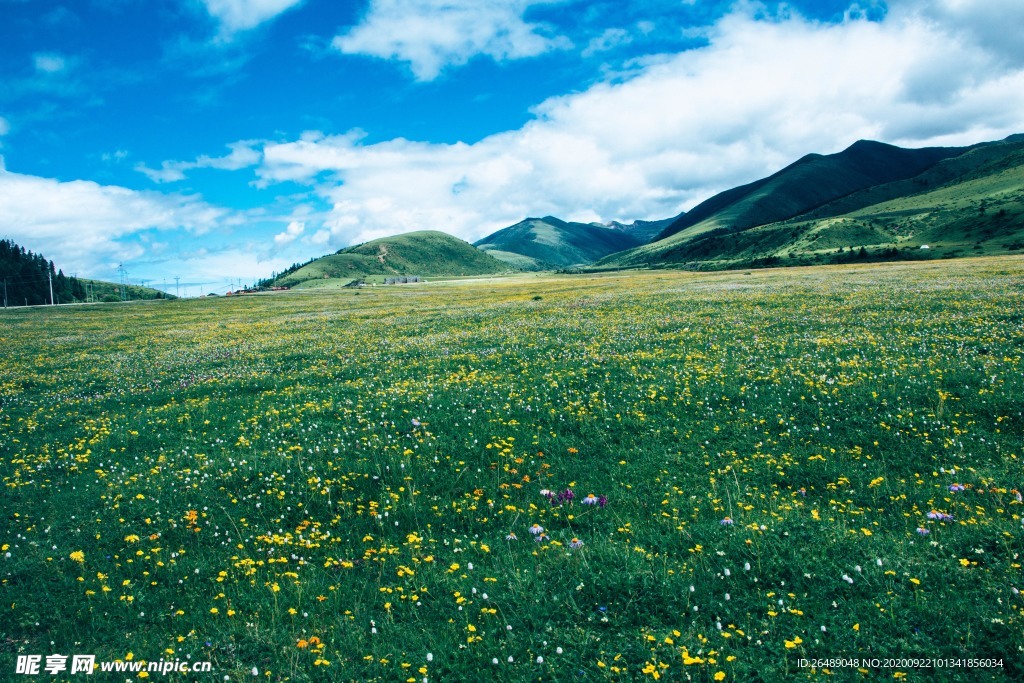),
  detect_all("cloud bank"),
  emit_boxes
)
[0,167,229,275]
[258,3,1024,248]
